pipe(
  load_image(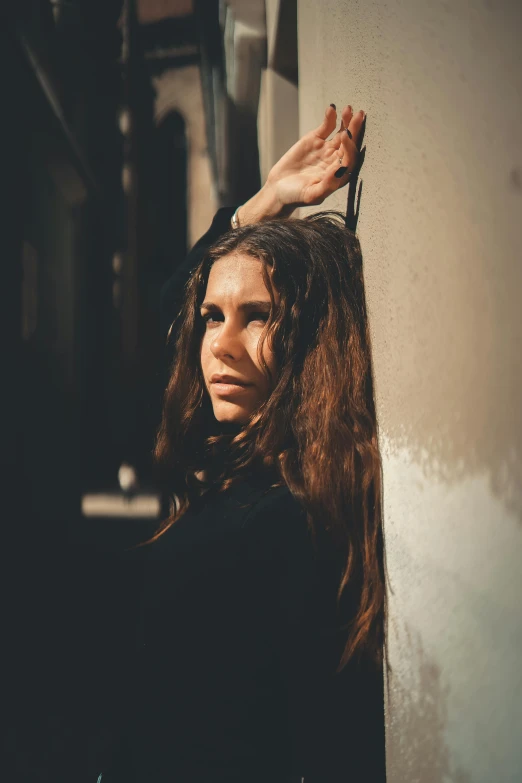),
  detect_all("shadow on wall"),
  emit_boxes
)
[388,427,522,530]
[386,620,472,783]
